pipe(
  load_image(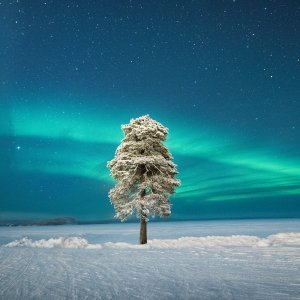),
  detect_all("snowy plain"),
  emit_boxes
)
[0,219,300,300]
